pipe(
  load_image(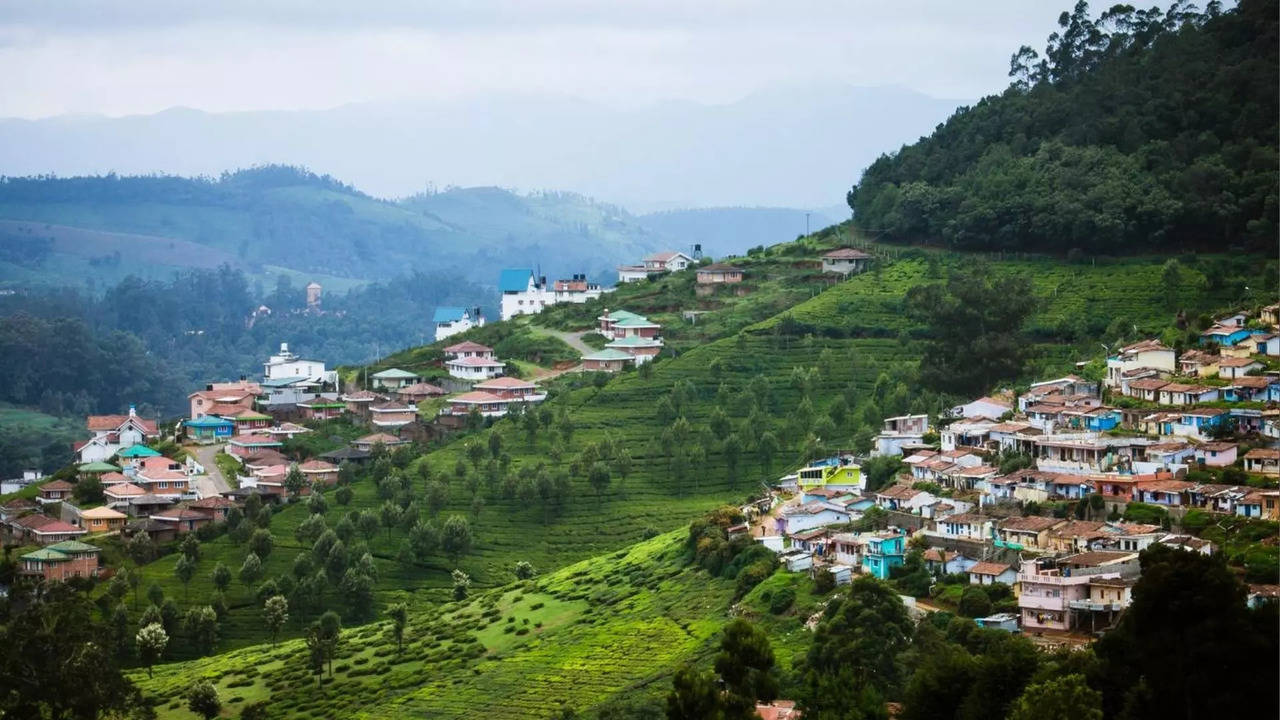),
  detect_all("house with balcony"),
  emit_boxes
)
[794,456,864,493]
[874,414,930,456]
[1106,339,1176,389]
[1070,576,1137,633]
[442,341,506,380]
[860,532,907,580]
[1017,551,1138,632]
